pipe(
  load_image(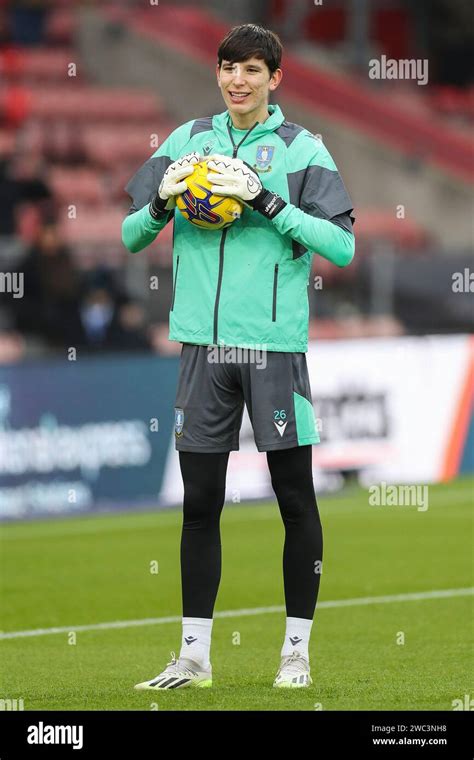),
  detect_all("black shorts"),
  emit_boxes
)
[173,343,319,453]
